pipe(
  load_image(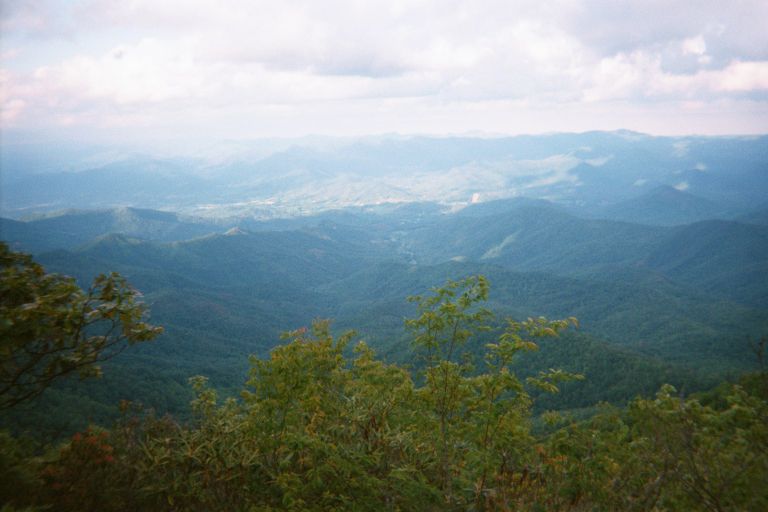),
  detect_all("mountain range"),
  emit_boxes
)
[3,132,767,221]
[1,131,766,436]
